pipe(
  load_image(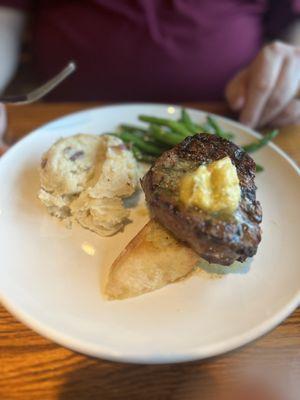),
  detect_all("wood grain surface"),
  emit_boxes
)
[0,102,299,400]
